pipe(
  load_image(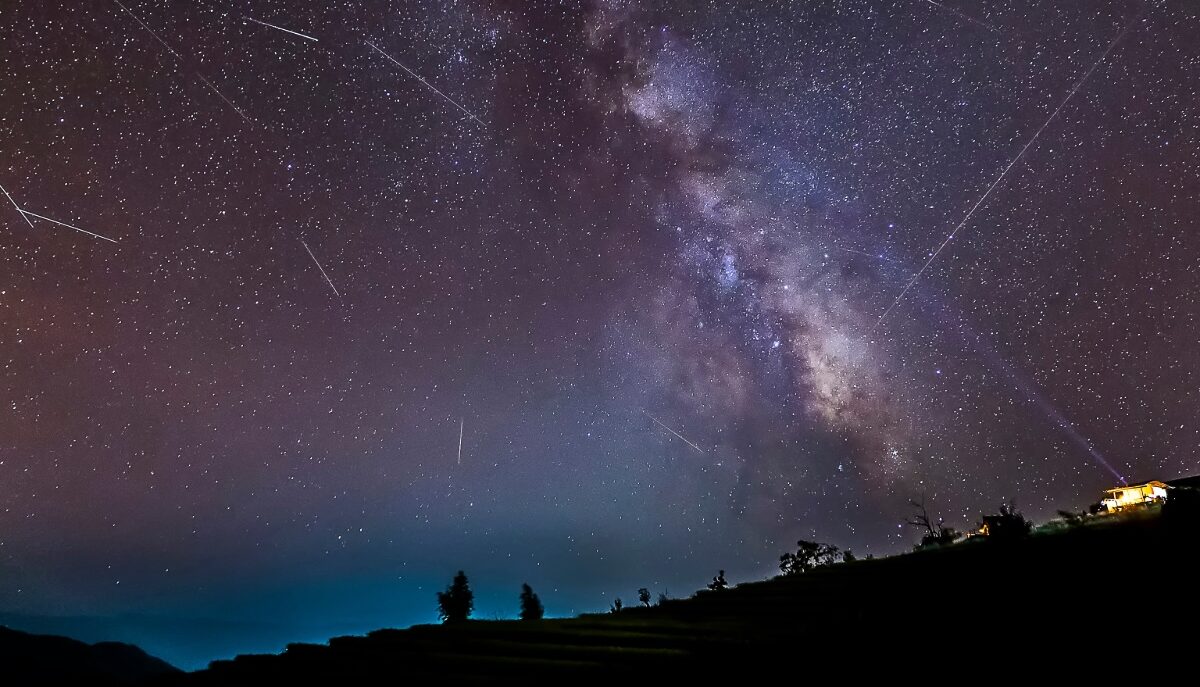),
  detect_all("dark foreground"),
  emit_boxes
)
[186,507,1199,683]
[8,506,1198,685]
